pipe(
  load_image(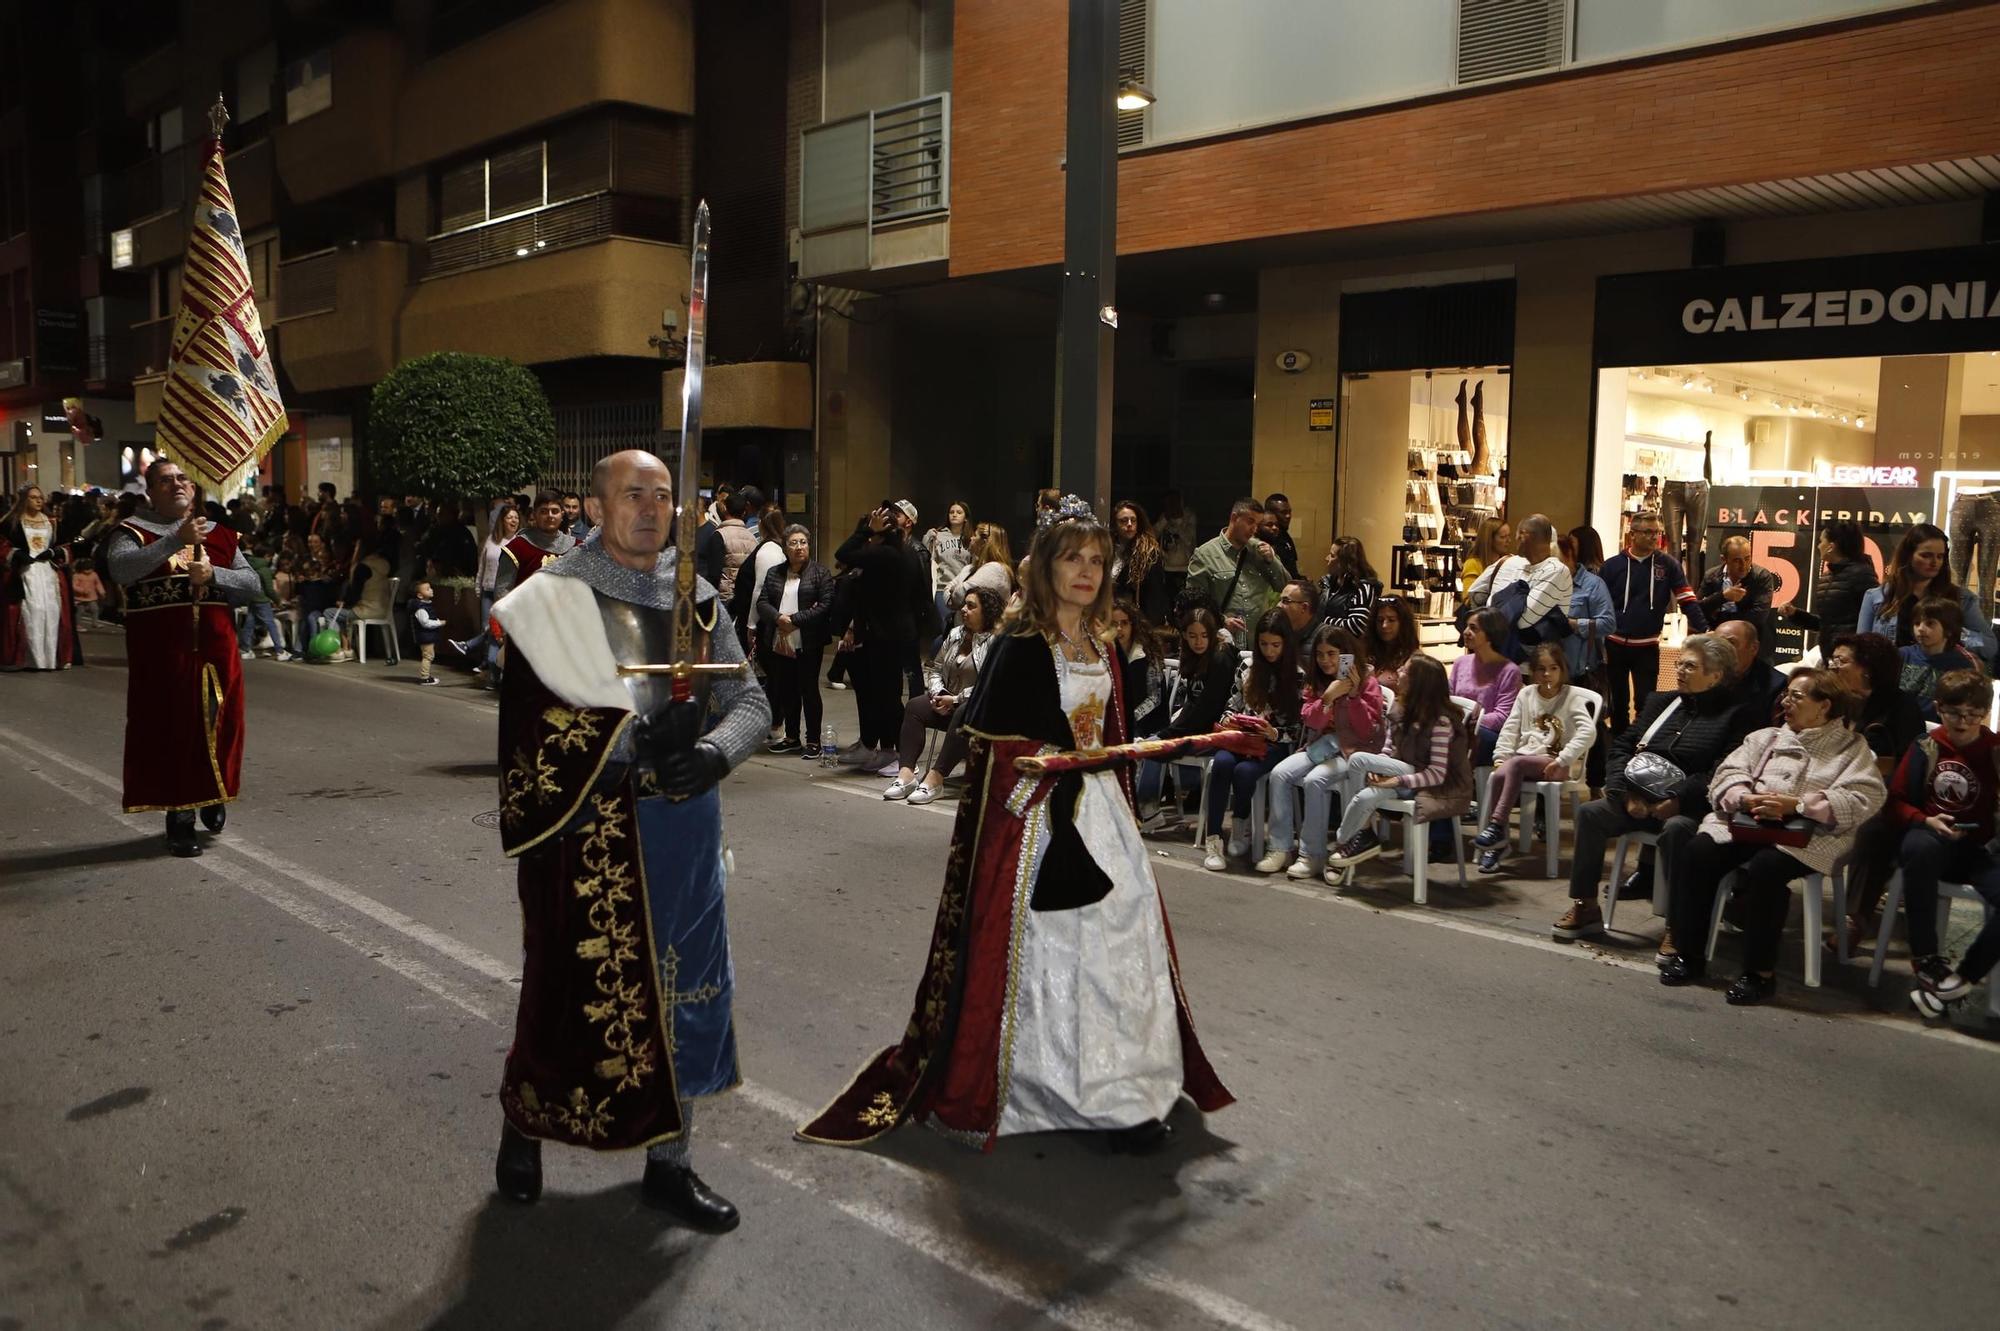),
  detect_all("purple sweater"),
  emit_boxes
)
[1450,653,1522,734]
